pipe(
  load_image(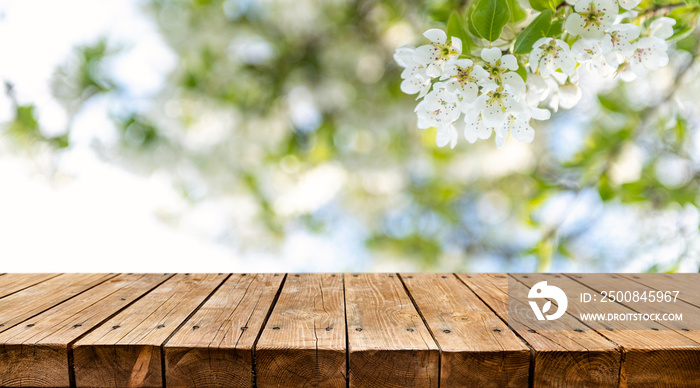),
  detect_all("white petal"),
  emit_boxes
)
[502,72,526,94]
[565,14,585,36]
[615,23,641,41]
[650,17,676,39]
[618,0,641,9]
[500,54,519,71]
[529,49,542,72]
[533,37,551,48]
[495,132,507,148]
[511,120,535,143]
[463,120,479,143]
[436,124,457,148]
[455,58,473,68]
[600,34,614,54]
[593,0,617,13]
[451,37,463,53]
[558,84,582,109]
[413,45,436,65]
[401,77,424,95]
[482,103,506,127]
[477,125,493,139]
[449,124,458,148]
[424,29,447,45]
[462,82,479,103]
[393,46,415,67]
[559,55,577,75]
[530,106,551,121]
[426,63,442,78]
[481,47,502,65]
[472,65,489,80]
